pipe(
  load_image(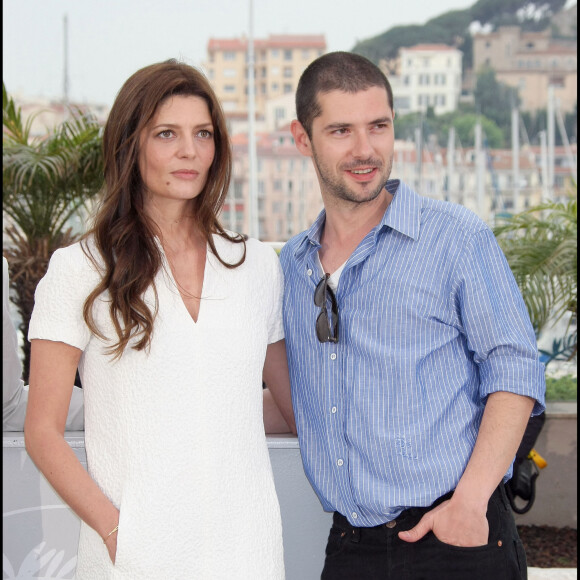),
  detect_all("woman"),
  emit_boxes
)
[25,59,295,579]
